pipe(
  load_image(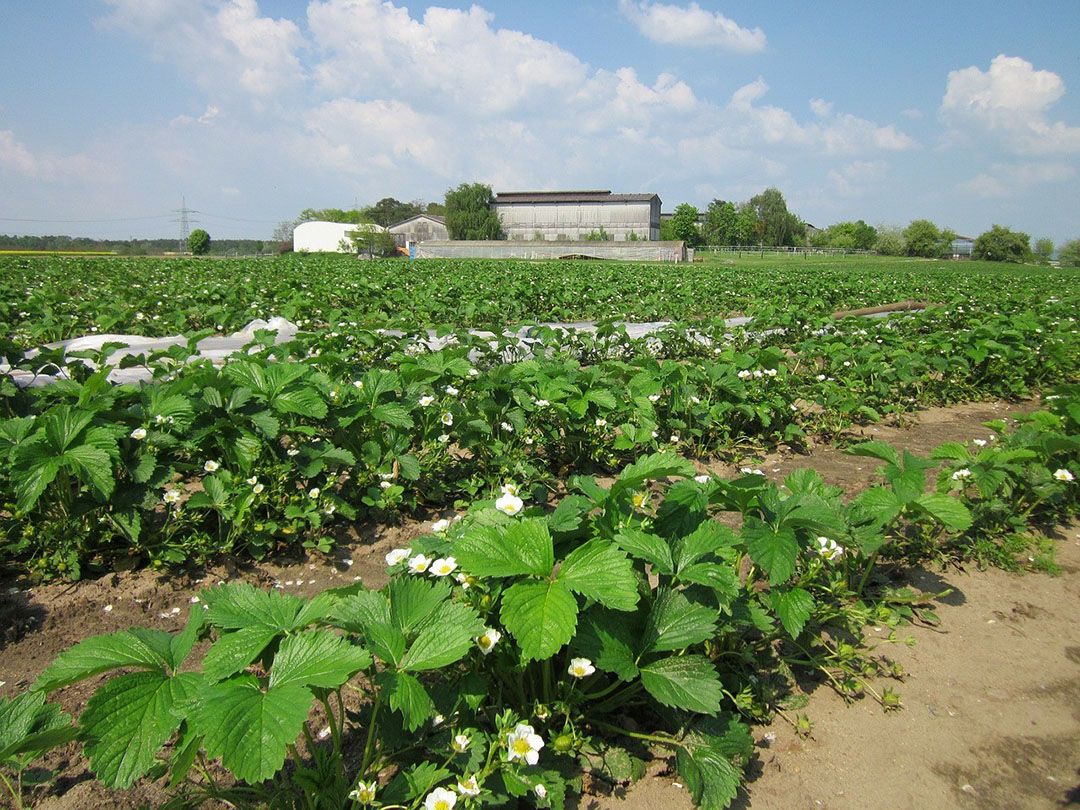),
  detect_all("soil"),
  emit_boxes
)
[2,397,1078,809]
